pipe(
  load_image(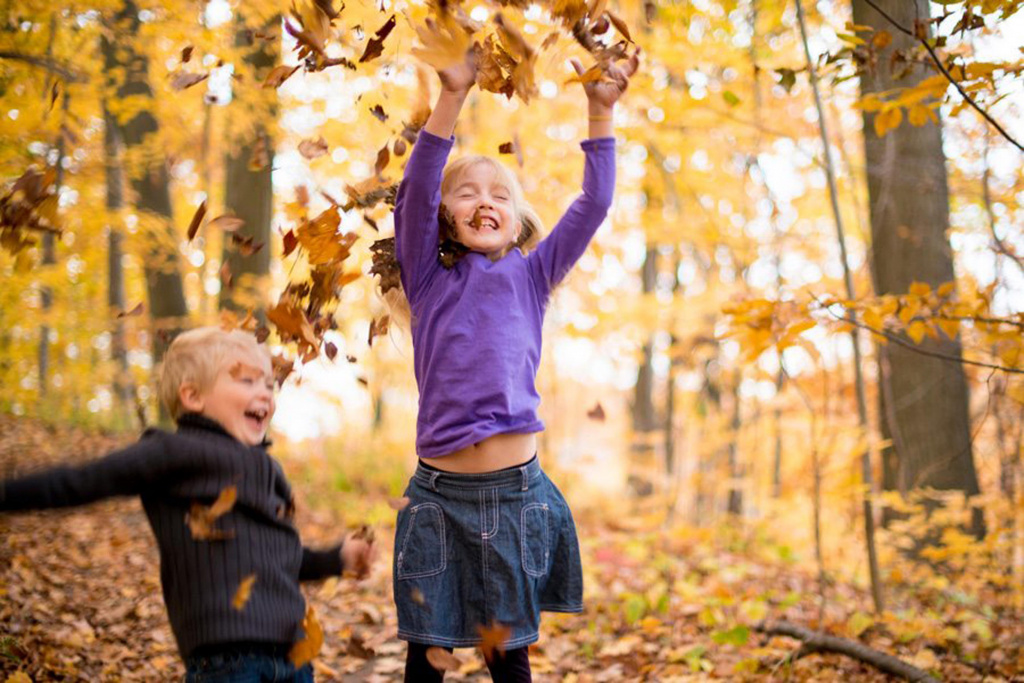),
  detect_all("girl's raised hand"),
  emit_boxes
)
[570,50,641,111]
[437,46,479,95]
